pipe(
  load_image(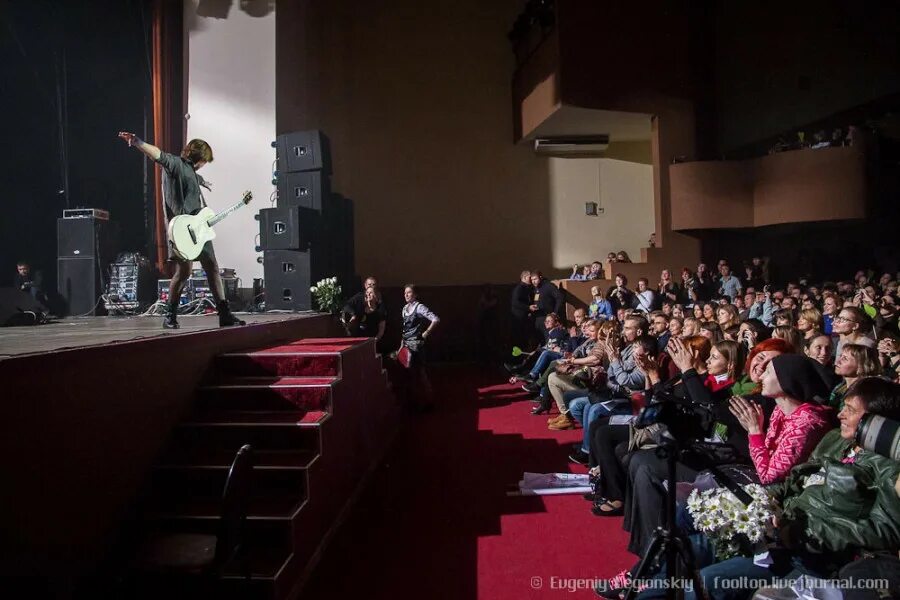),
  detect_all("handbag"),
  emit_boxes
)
[397,346,412,368]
